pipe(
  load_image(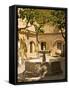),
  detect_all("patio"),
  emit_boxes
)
[18,55,65,82]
